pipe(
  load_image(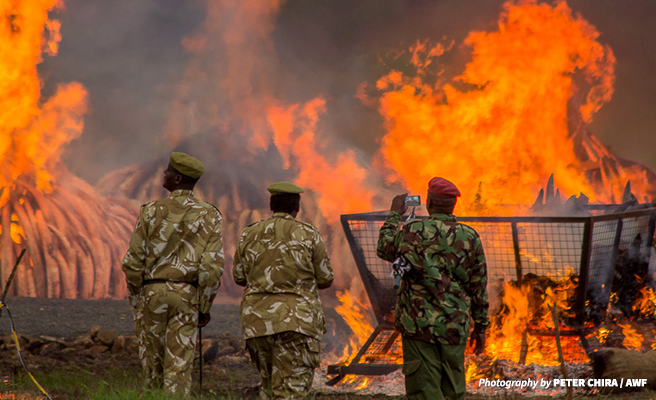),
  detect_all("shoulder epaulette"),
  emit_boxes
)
[246,220,261,228]
[196,199,222,214]
[296,220,318,231]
